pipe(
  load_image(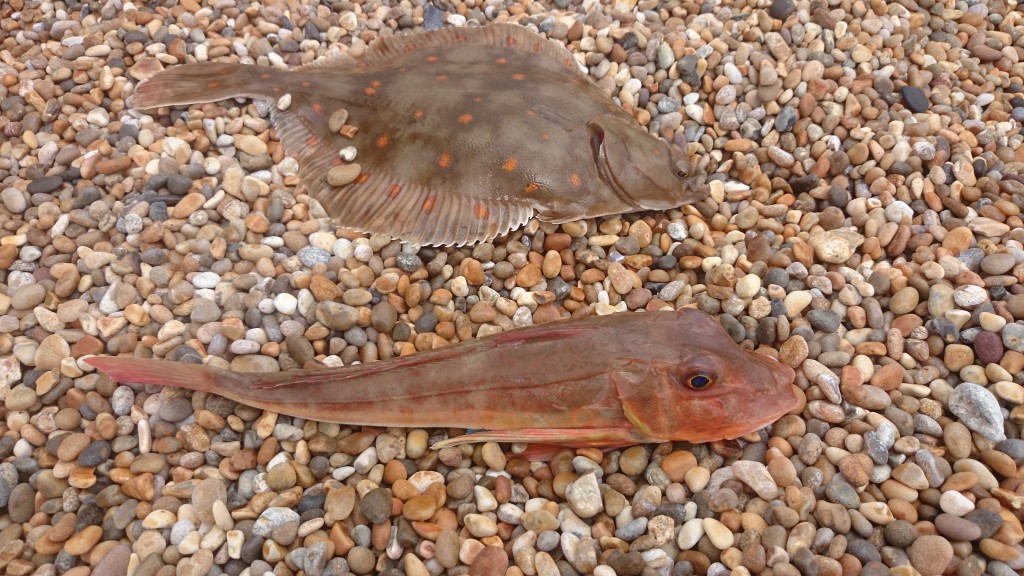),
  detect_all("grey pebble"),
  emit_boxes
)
[111,386,135,416]
[159,396,195,423]
[360,488,392,524]
[78,440,112,467]
[396,252,422,272]
[948,382,1006,441]
[298,246,331,267]
[27,175,64,194]
[537,530,560,552]
[1002,322,1024,353]
[806,309,841,332]
[253,507,301,538]
[615,517,648,542]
